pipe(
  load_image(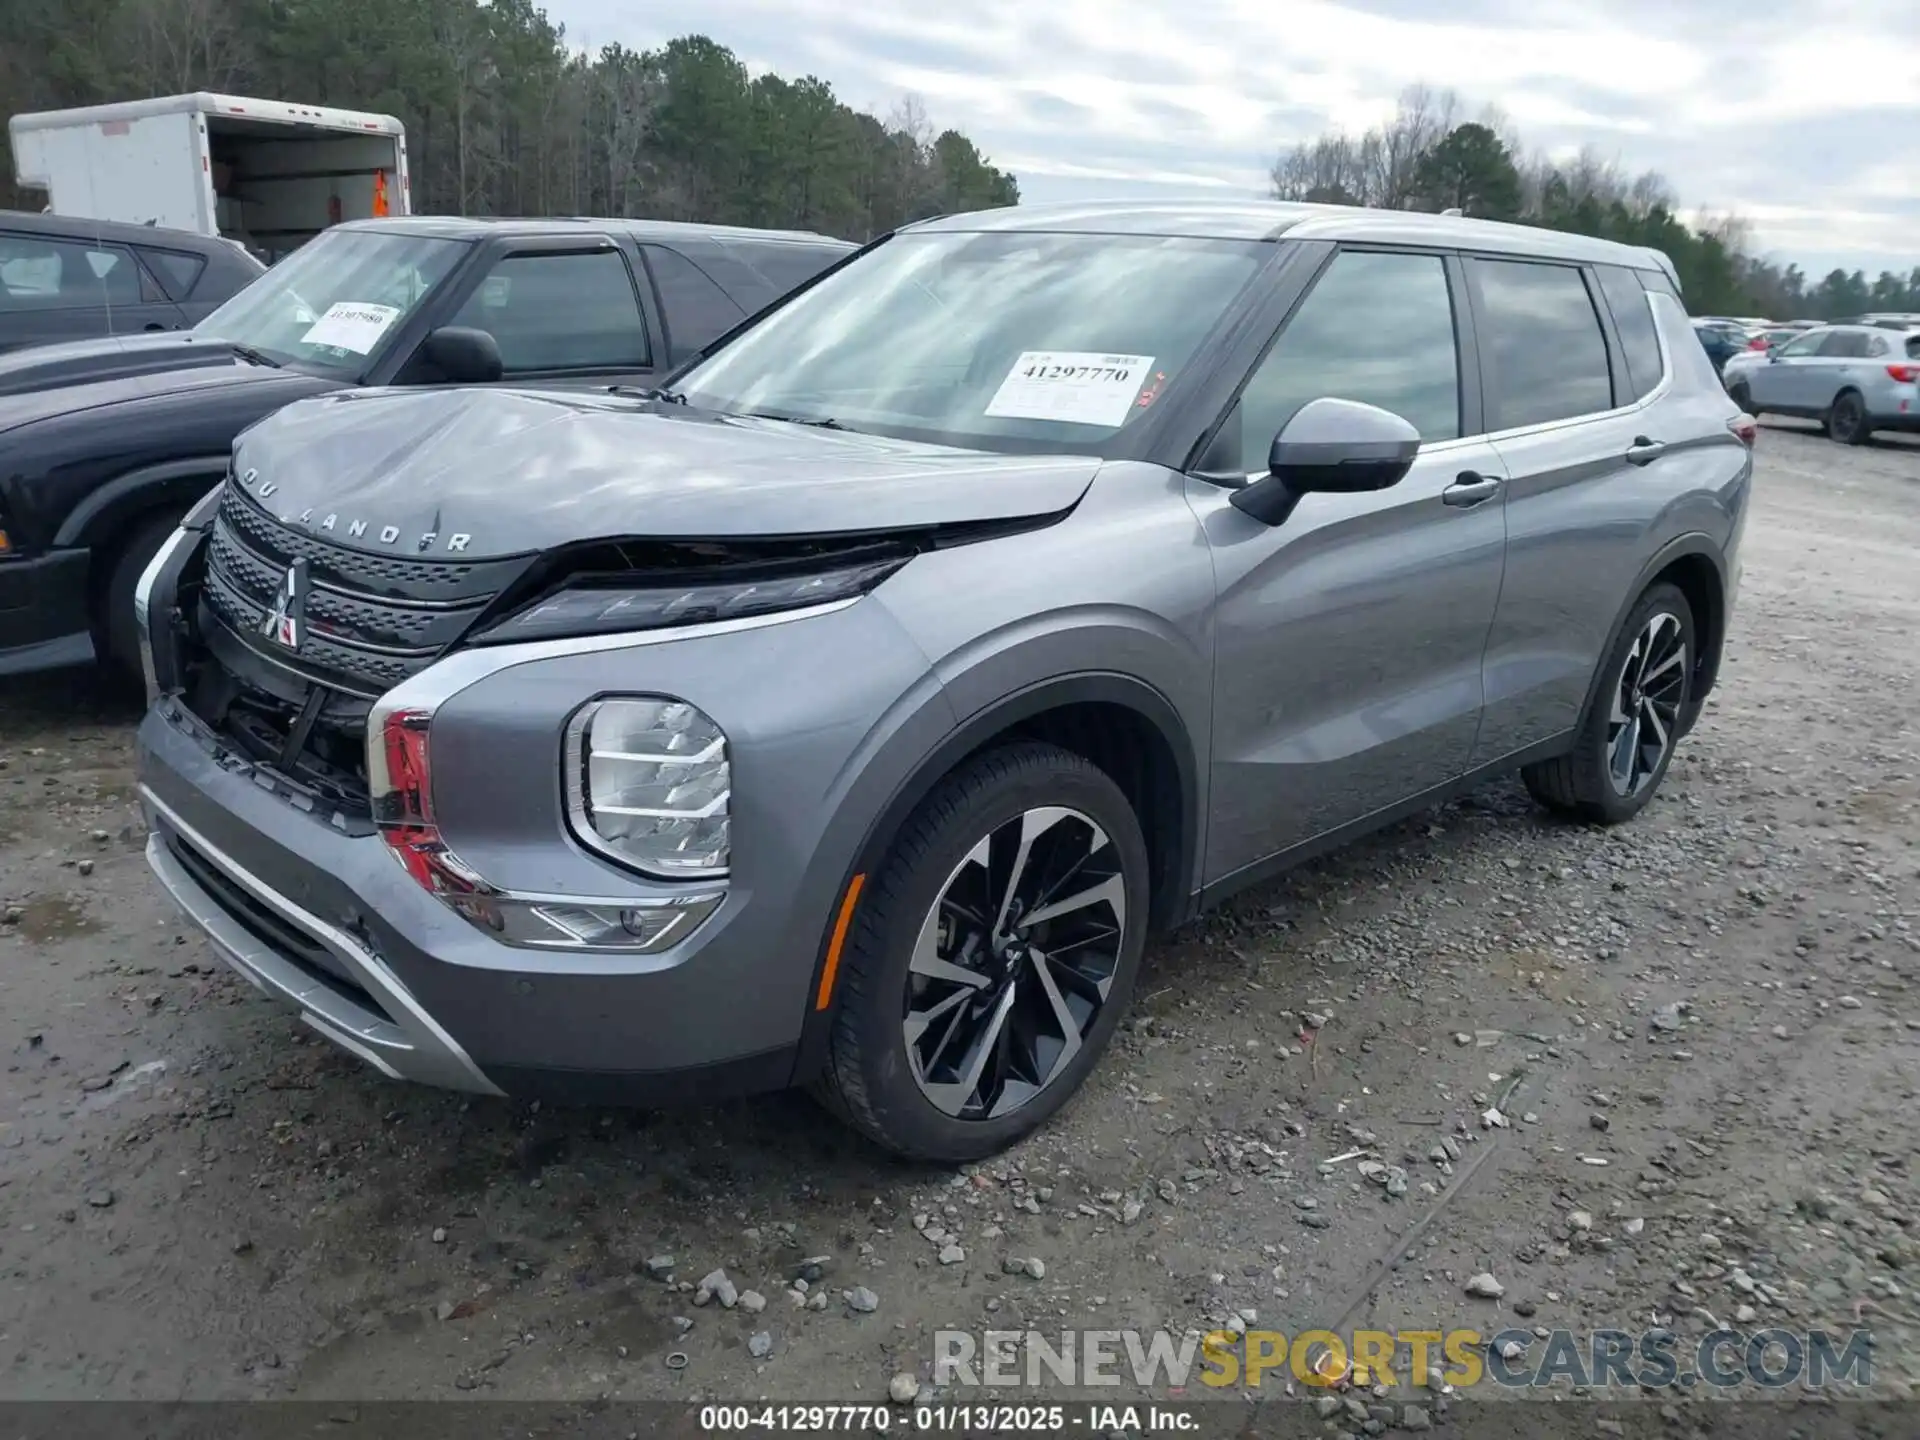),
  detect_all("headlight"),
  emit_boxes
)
[565,697,731,877]
[472,556,905,646]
